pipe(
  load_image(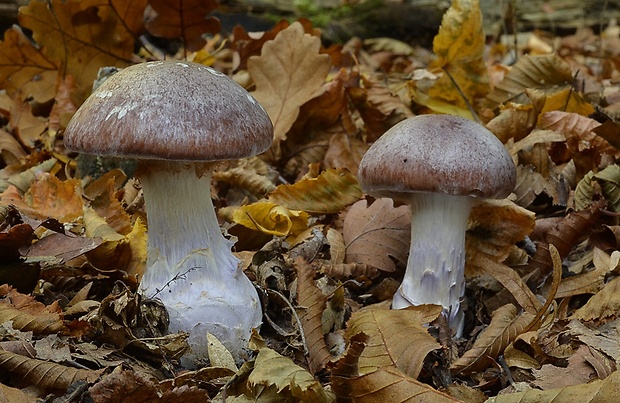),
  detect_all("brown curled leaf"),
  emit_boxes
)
[0,349,102,393]
[294,257,332,374]
[0,288,67,335]
[450,304,534,375]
